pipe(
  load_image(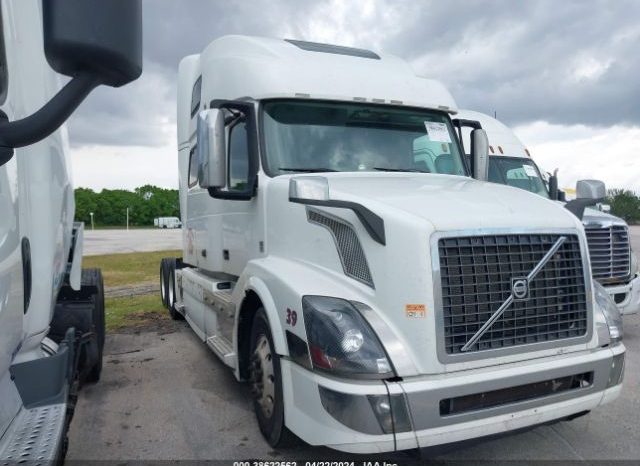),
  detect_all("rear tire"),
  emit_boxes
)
[250,308,297,448]
[160,259,168,308]
[161,257,183,320]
